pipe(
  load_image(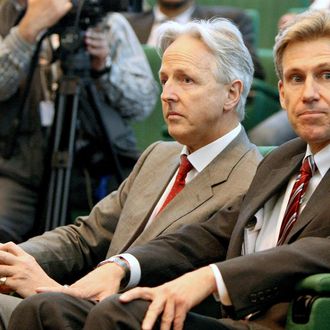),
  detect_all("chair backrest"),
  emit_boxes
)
[132,45,163,151]
[258,145,276,157]
[258,47,278,88]
[243,78,280,131]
